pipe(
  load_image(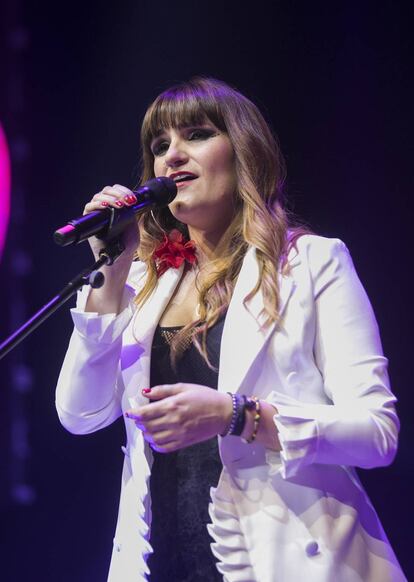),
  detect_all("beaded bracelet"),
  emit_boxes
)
[242,397,261,444]
[220,393,238,436]
[232,395,248,436]
[221,393,247,437]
